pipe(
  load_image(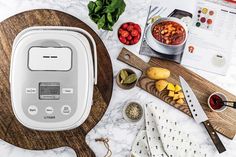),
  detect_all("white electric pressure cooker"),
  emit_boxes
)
[10,26,97,131]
